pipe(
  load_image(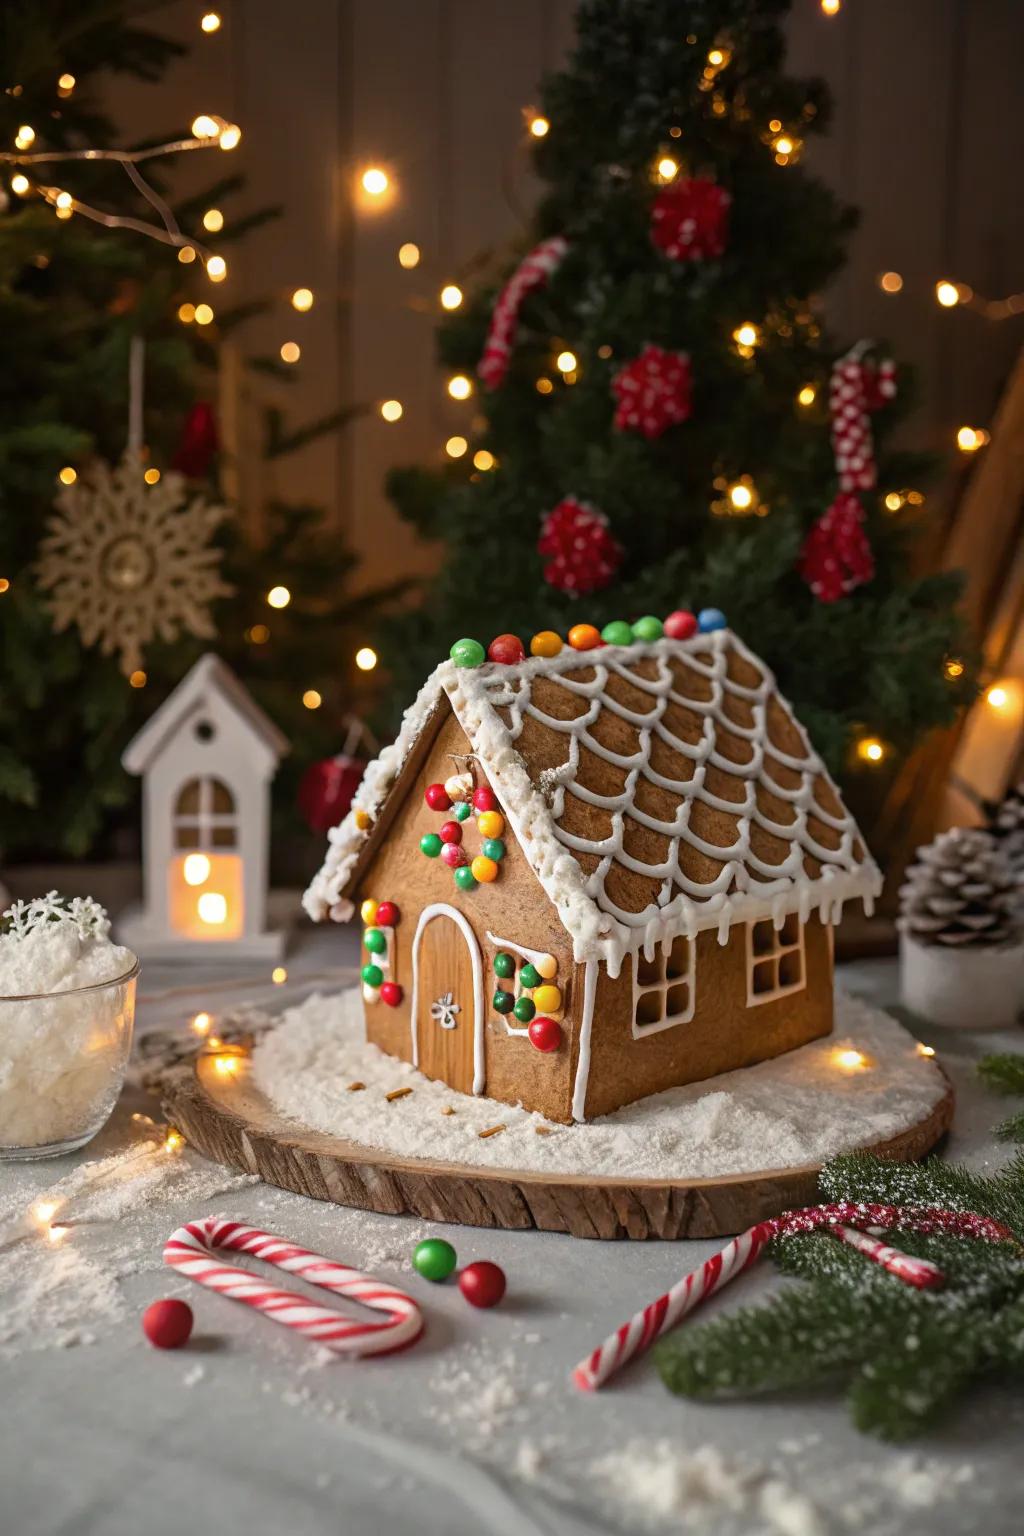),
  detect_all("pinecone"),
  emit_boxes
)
[899,828,1021,948]
[987,780,1024,875]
